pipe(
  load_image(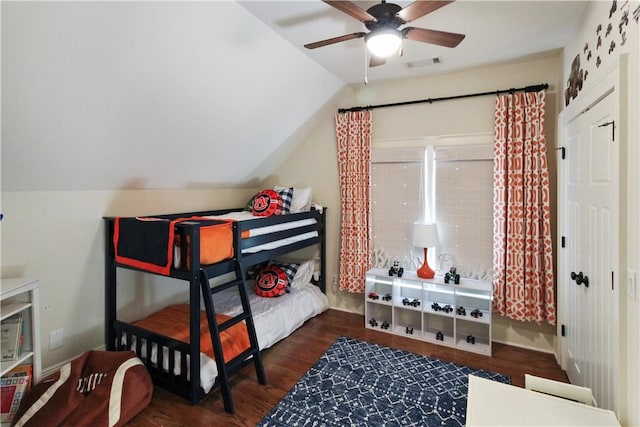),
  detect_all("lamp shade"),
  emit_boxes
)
[412,222,439,248]
[366,29,402,57]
